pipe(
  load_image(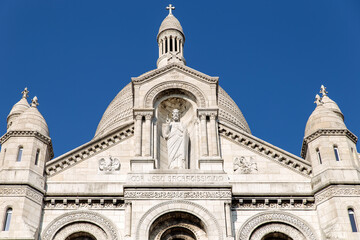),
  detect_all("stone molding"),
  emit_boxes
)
[144,81,207,108]
[133,108,154,117]
[301,128,358,158]
[0,130,54,159]
[232,202,315,210]
[44,200,125,210]
[237,211,318,240]
[250,223,305,240]
[45,124,134,176]
[0,185,43,203]
[197,108,218,117]
[219,124,312,176]
[135,200,223,240]
[154,223,206,240]
[41,210,120,240]
[315,185,360,204]
[53,222,107,240]
[131,63,219,84]
[124,190,231,199]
